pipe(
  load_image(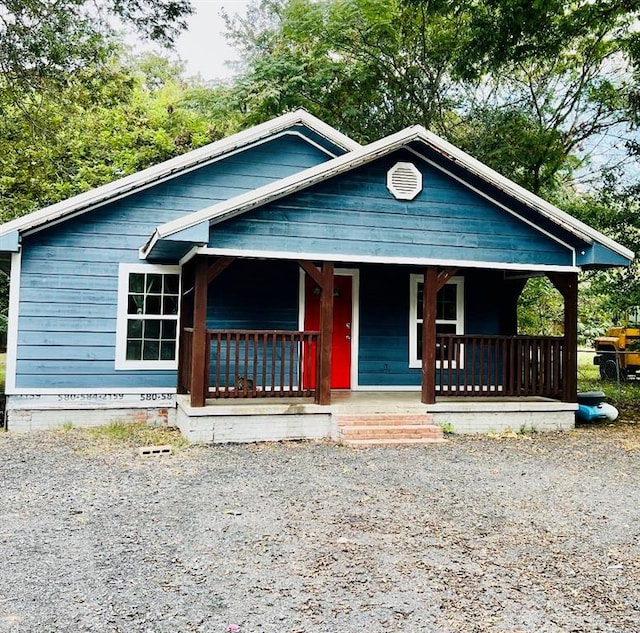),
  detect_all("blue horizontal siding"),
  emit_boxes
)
[358,266,413,386]
[19,318,116,334]
[208,151,573,267]
[357,266,518,387]
[15,134,330,390]
[17,373,177,389]
[205,260,299,389]
[206,260,299,330]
